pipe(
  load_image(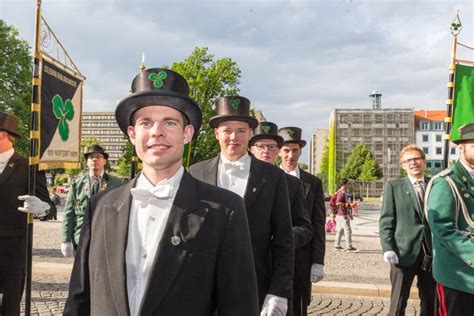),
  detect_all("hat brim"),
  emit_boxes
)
[116,90,202,138]
[249,134,284,147]
[209,115,258,129]
[282,140,306,148]
[84,152,109,160]
[0,128,21,138]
